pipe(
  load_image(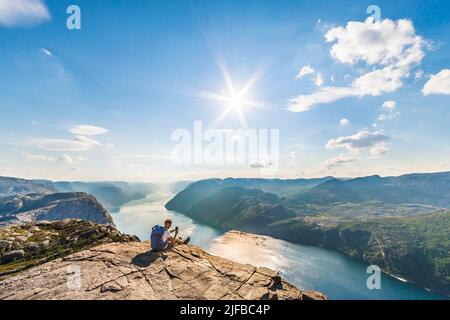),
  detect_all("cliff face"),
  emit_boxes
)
[0,235,325,300]
[0,192,114,226]
[268,212,450,296]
